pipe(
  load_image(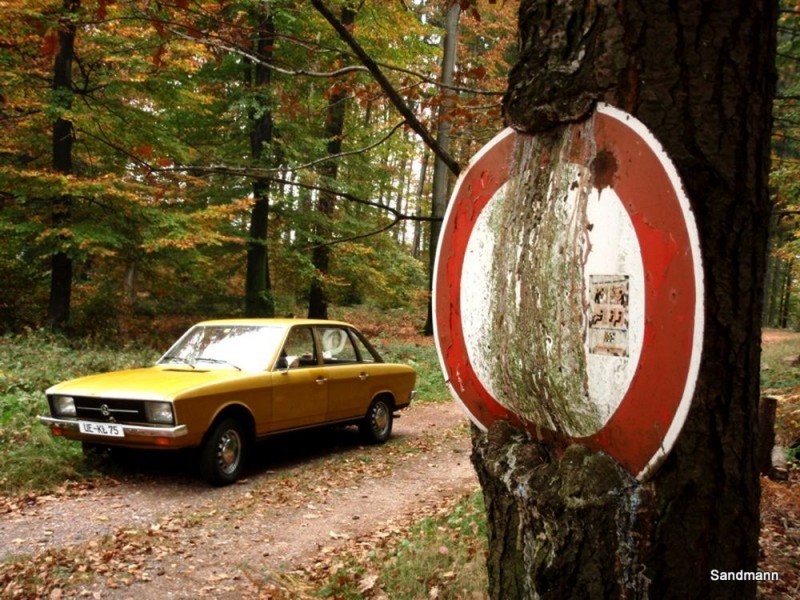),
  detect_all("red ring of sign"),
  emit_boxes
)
[433,107,703,479]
